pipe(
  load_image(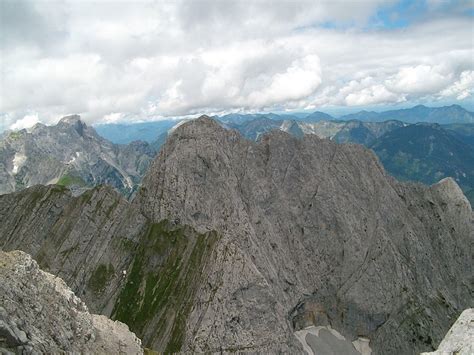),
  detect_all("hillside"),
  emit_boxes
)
[371,123,474,193]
